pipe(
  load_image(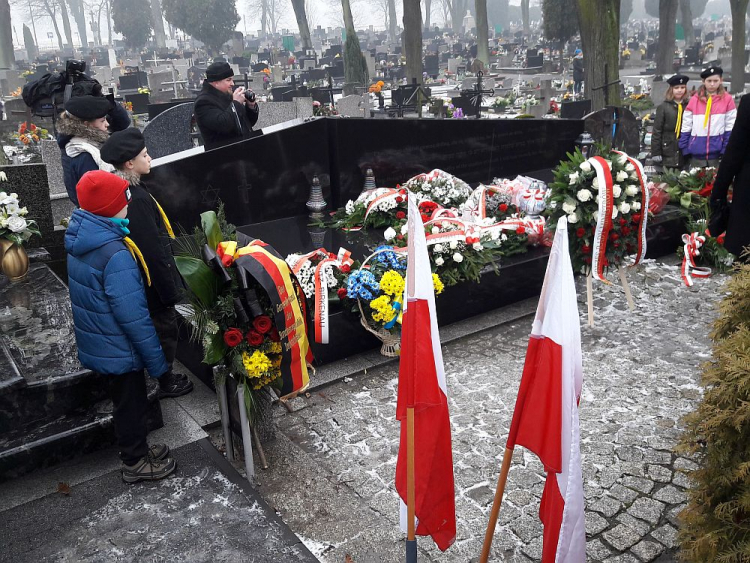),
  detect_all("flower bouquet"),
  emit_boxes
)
[657,166,717,211]
[344,246,444,356]
[401,169,473,208]
[13,122,50,146]
[0,191,40,245]
[174,205,312,422]
[678,214,734,287]
[331,186,410,231]
[545,148,649,279]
